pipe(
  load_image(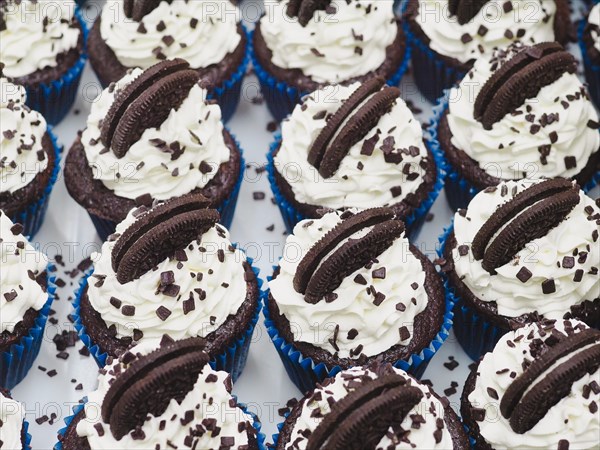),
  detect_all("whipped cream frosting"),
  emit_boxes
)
[269,210,429,359]
[415,0,558,64]
[87,206,248,344]
[285,365,453,449]
[0,0,80,78]
[0,78,49,194]
[100,0,241,70]
[260,0,398,83]
[0,390,24,450]
[447,44,600,180]
[469,320,600,449]
[452,179,600,319]
[0,211,47,333]
[275,82,430,210]
[82,69,230,201]
[76,341,254,449]
[589,3,600,53]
